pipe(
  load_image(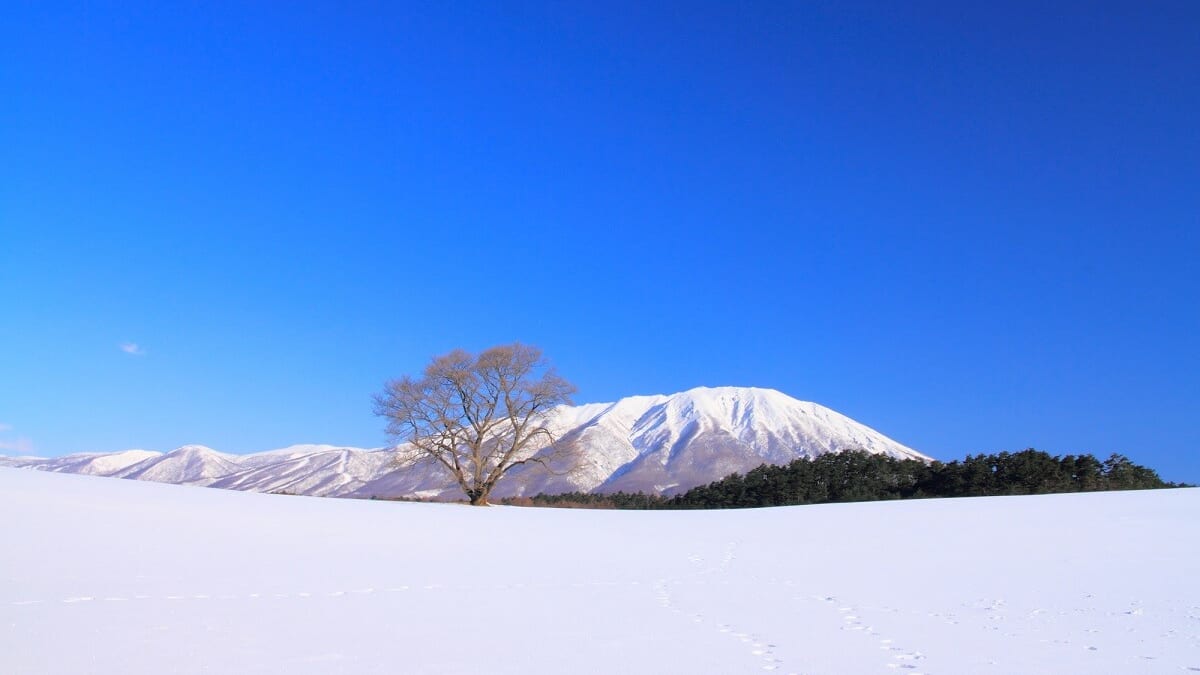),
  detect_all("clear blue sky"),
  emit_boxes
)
[2,2,1197,481]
